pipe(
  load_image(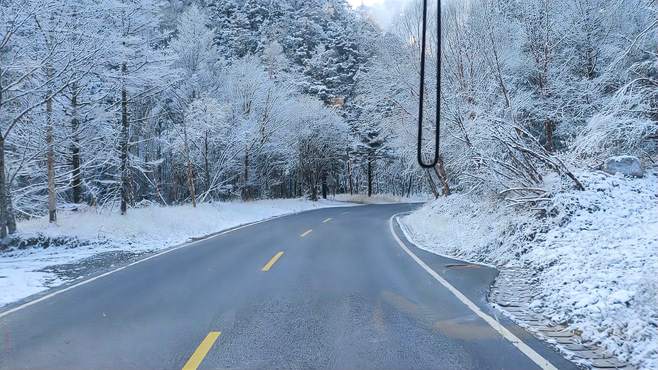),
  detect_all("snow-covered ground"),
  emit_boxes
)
[402,169,658,370]
[330,193,429,204]
[0,199,353,308]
